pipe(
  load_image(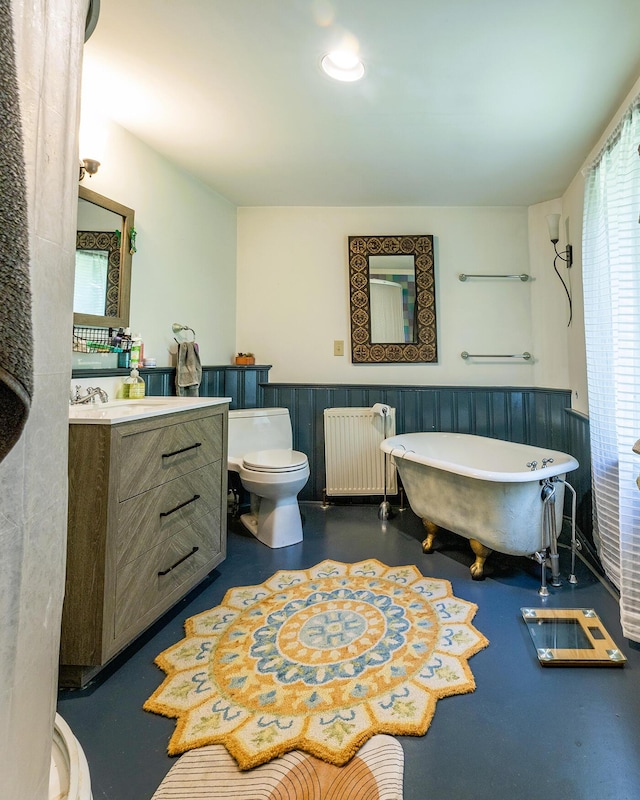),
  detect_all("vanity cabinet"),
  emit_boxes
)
[60,402,228,688]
